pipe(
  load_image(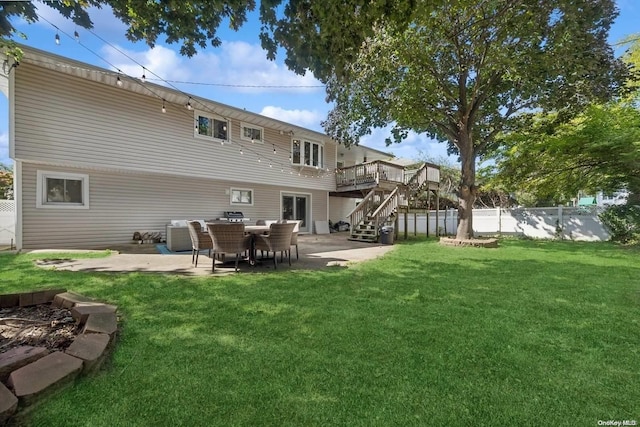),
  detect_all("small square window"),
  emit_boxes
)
[230,188,253,206]
[240,123,264,143]
[36,171,89,209]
